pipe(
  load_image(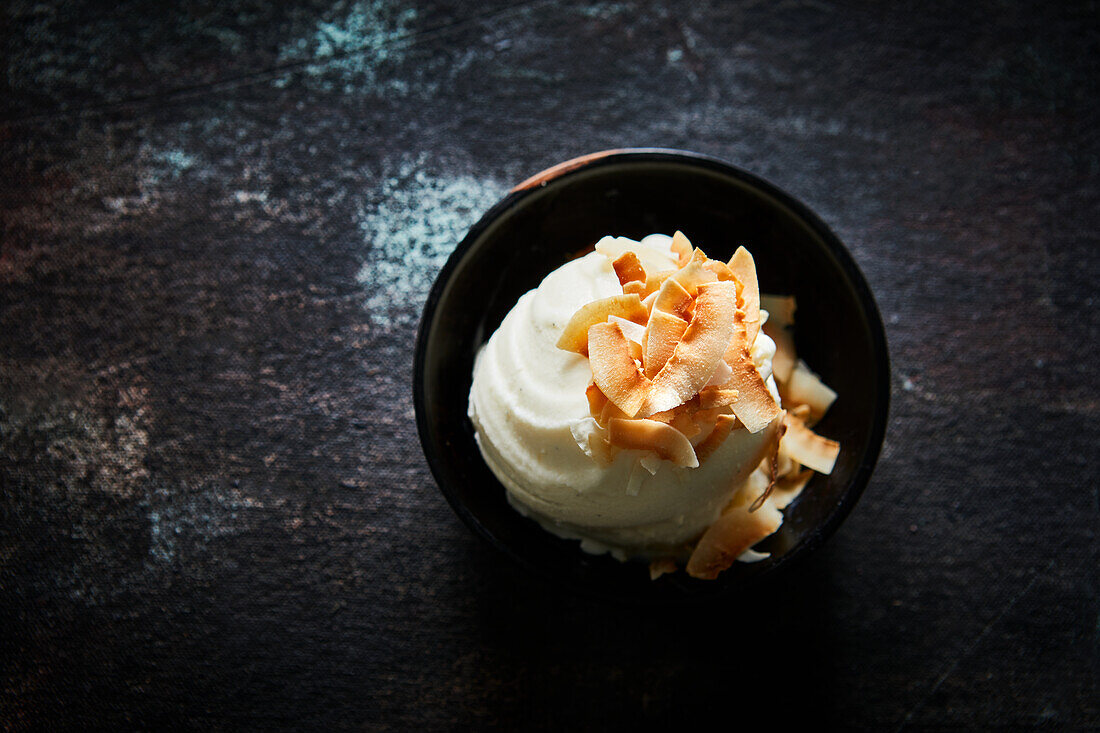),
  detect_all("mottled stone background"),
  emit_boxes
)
[1,1,1097,729]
